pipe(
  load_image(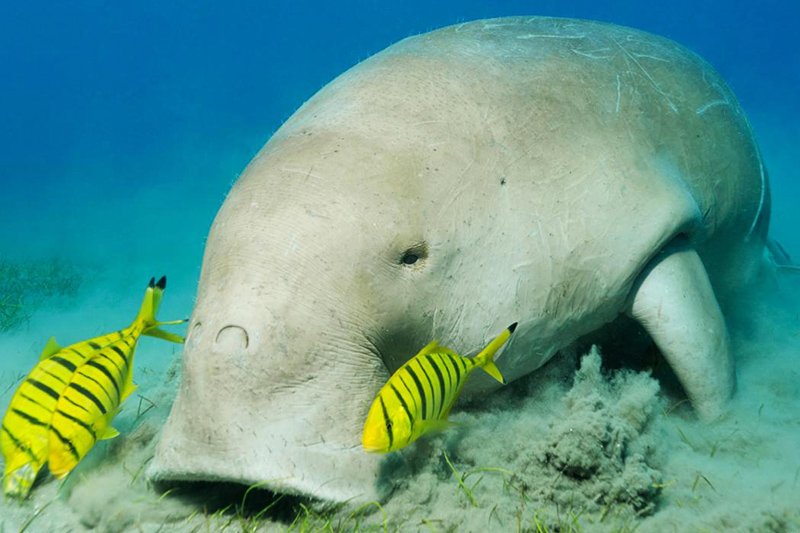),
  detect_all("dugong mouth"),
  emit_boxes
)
[148,318,387,503]
[149,403,385,503]
[149,438,383,504]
